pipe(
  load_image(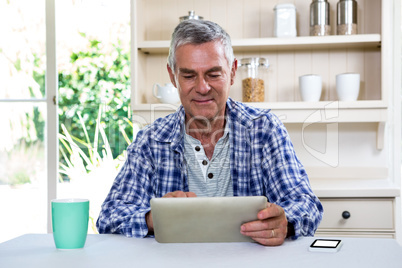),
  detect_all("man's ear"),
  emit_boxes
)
[167,64,177,87]
[230,59,238,85]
